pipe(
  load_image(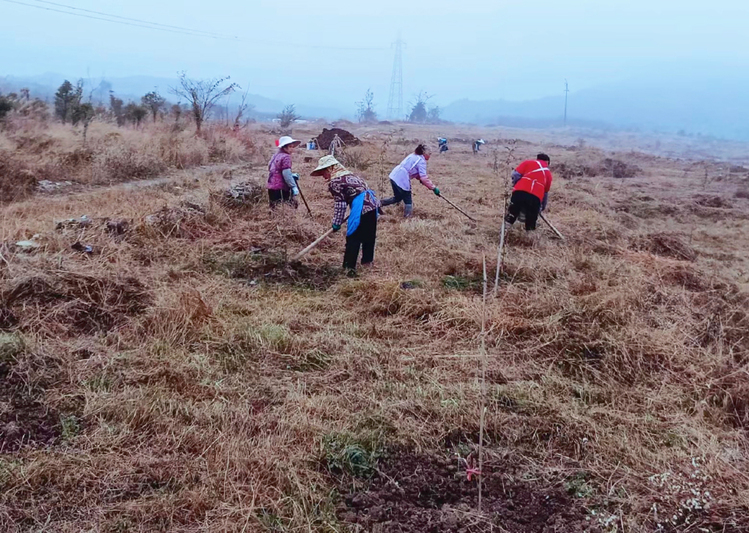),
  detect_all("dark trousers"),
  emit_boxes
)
[381,180,413,206]
[505,190,541,230]
[268,189,291,207]
[343,210,377,269]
